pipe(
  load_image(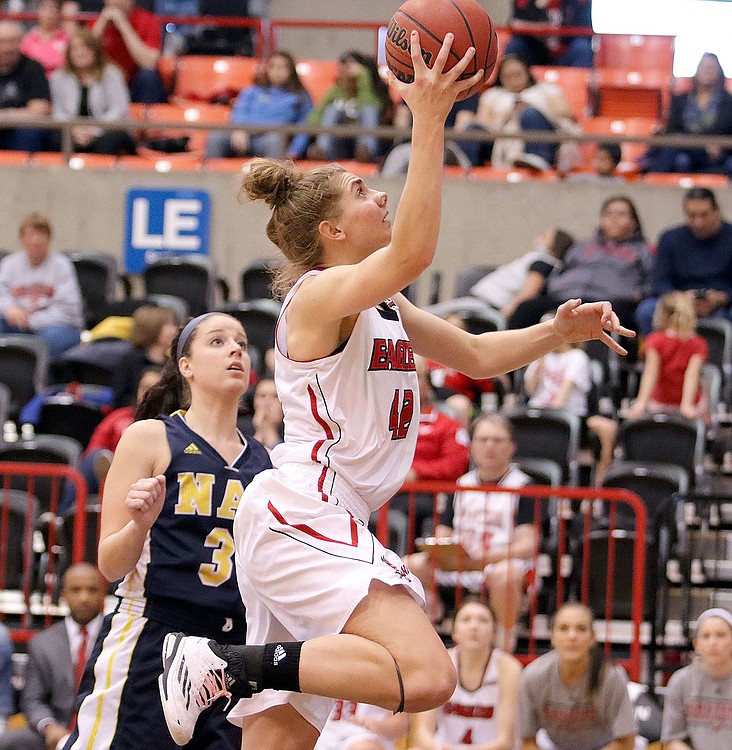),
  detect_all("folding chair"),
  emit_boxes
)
[0,335,49,420]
